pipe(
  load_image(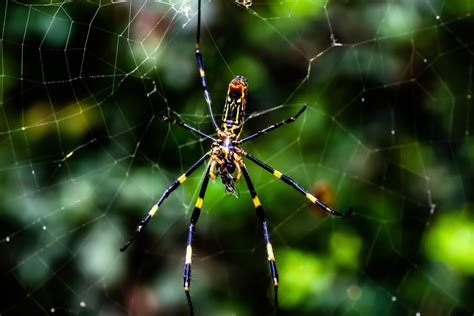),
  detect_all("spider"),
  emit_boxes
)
[120,0,352,314]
